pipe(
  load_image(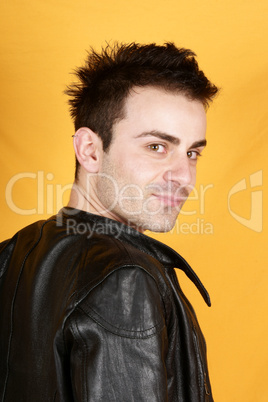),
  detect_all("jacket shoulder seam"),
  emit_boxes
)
[76,303,165,339]
[77,263,166,339]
